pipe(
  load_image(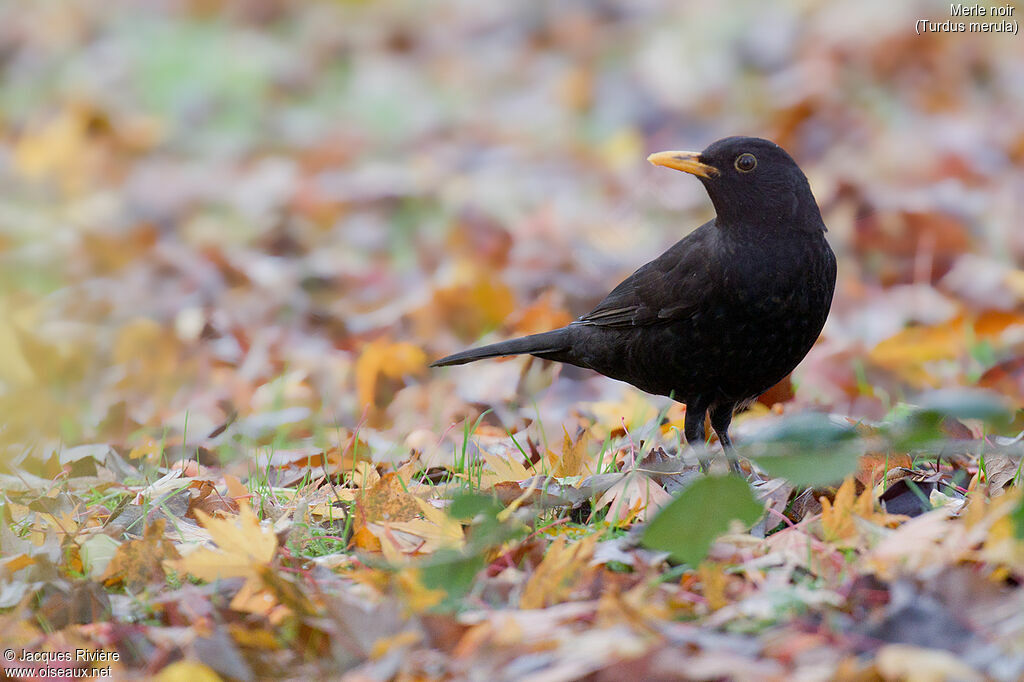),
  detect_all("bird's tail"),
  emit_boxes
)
[430,328,572,367]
